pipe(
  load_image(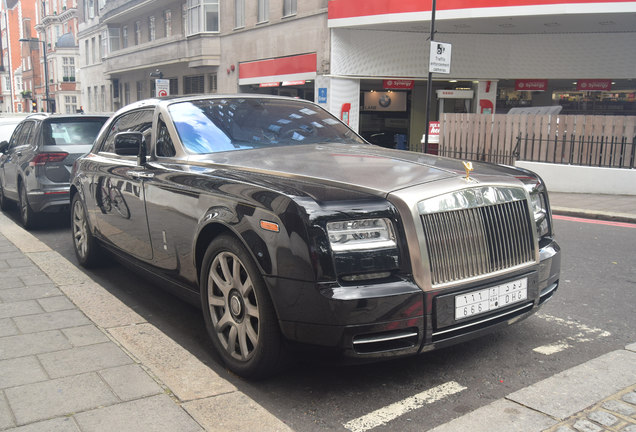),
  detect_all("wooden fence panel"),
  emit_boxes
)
[439,114,636,168]
[548,114,559,163]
